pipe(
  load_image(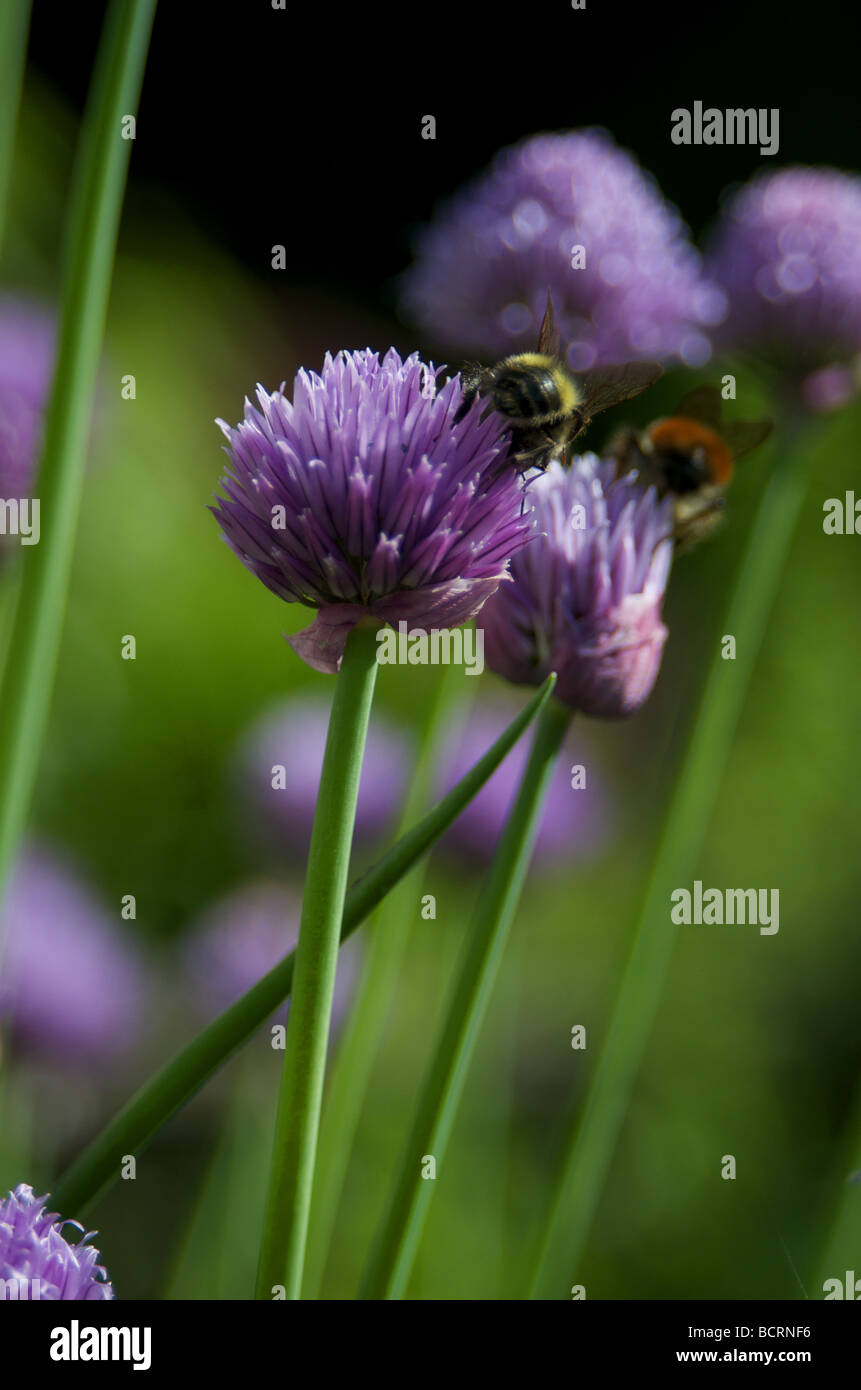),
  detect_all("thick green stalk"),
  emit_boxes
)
[255,622,380,1300]
[51,672,556,1221]
[361,696,572,1300]
[303,665,469,1297]
[0,0,32,256]
[0,0,157,906]
[529,433,812,1300]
